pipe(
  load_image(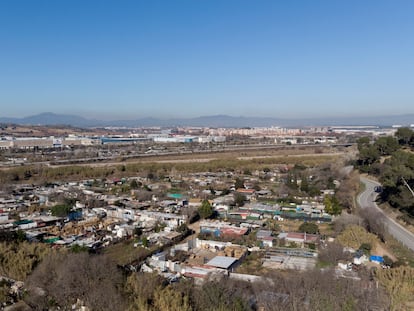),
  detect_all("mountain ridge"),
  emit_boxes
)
[1,112,414,128]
